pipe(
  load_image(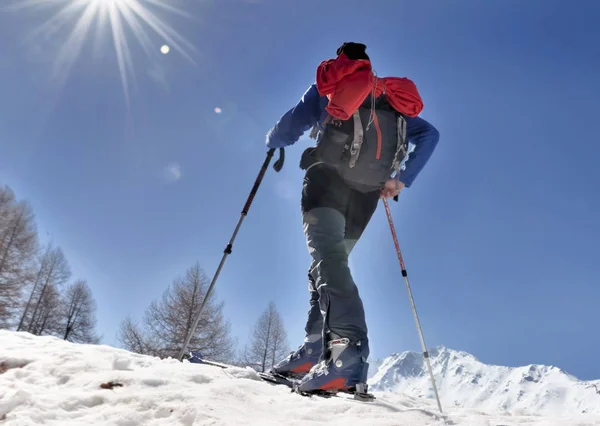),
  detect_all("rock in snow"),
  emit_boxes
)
[0,330,598,425]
